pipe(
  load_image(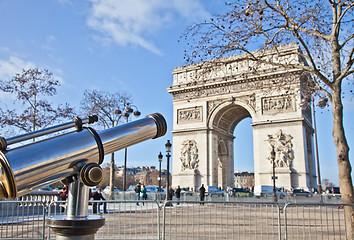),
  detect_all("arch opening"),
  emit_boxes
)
[212,104,253,190]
